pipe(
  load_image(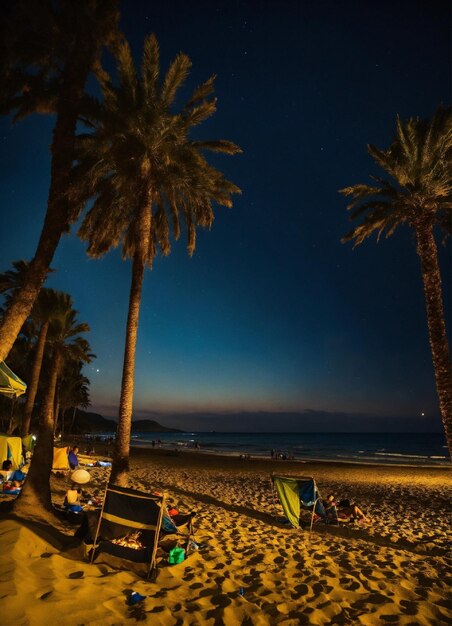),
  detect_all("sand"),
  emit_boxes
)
[0,447,450,625]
